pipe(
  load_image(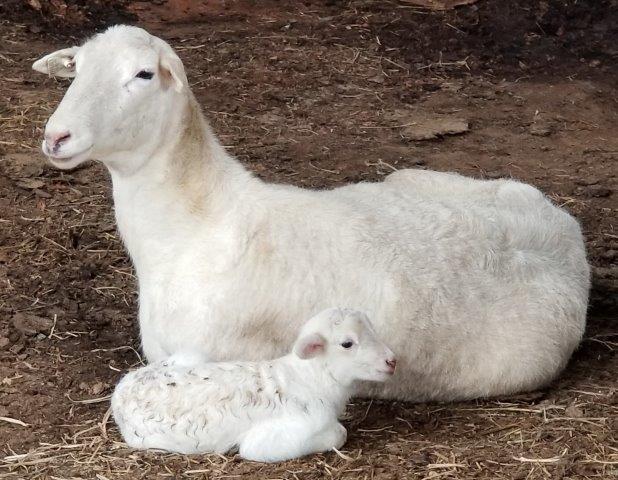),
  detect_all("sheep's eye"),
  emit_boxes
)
[341,341,354,349]
[136,70,154,80]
